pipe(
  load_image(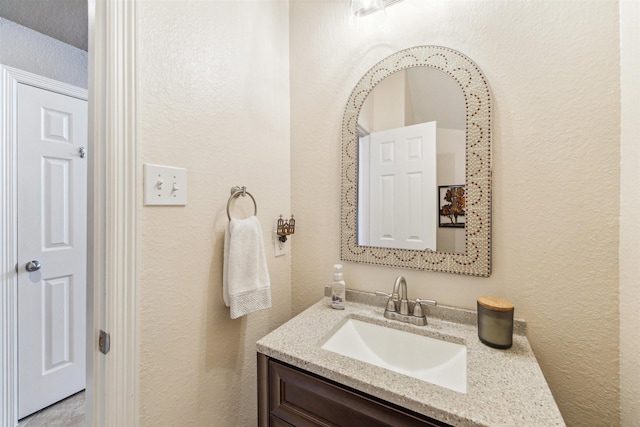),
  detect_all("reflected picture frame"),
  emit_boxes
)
[438,185,465,228]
